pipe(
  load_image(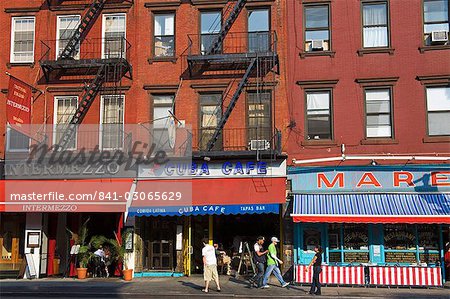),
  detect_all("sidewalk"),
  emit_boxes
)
[0,275,448,299]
